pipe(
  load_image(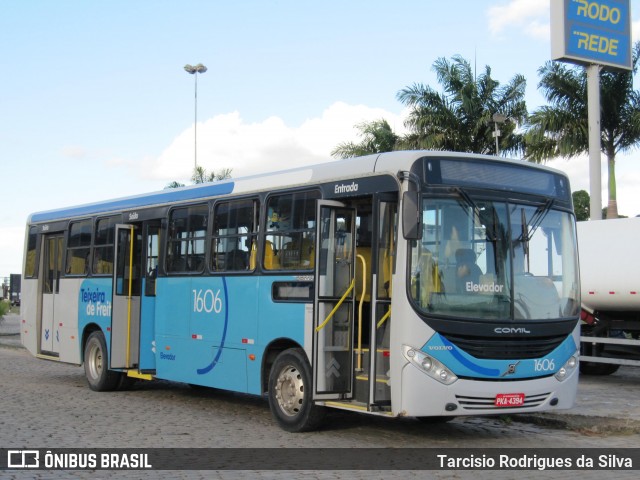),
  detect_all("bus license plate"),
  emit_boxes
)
[495,393,525,407]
